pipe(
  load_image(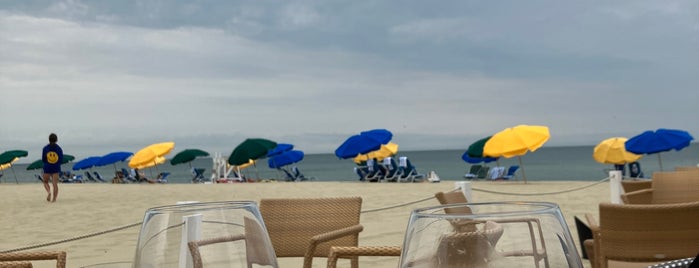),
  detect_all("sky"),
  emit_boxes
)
[1,0,698,162]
